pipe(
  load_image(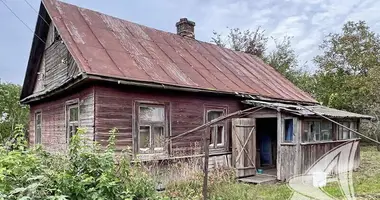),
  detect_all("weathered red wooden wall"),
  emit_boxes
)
[94,84,242,155]
[28,86,94,152]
